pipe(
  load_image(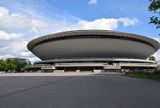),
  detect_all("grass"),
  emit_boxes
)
[124,71,160,79]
